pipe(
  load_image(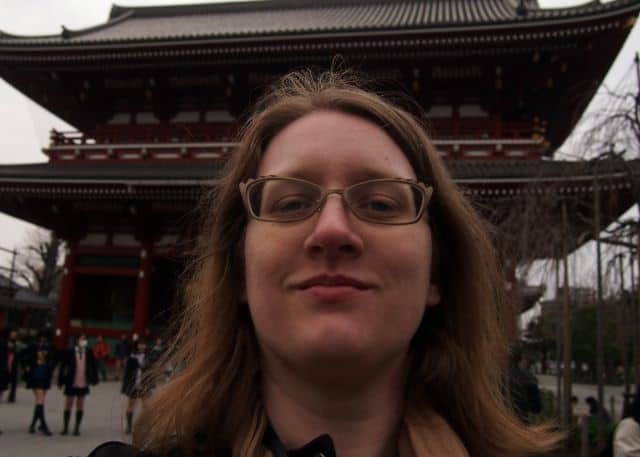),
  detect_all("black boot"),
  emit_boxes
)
[37,405,52,436]
[126,411,133,435]
[61,410,70,435]
[28,405,38,433]
[73,410,83,436]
